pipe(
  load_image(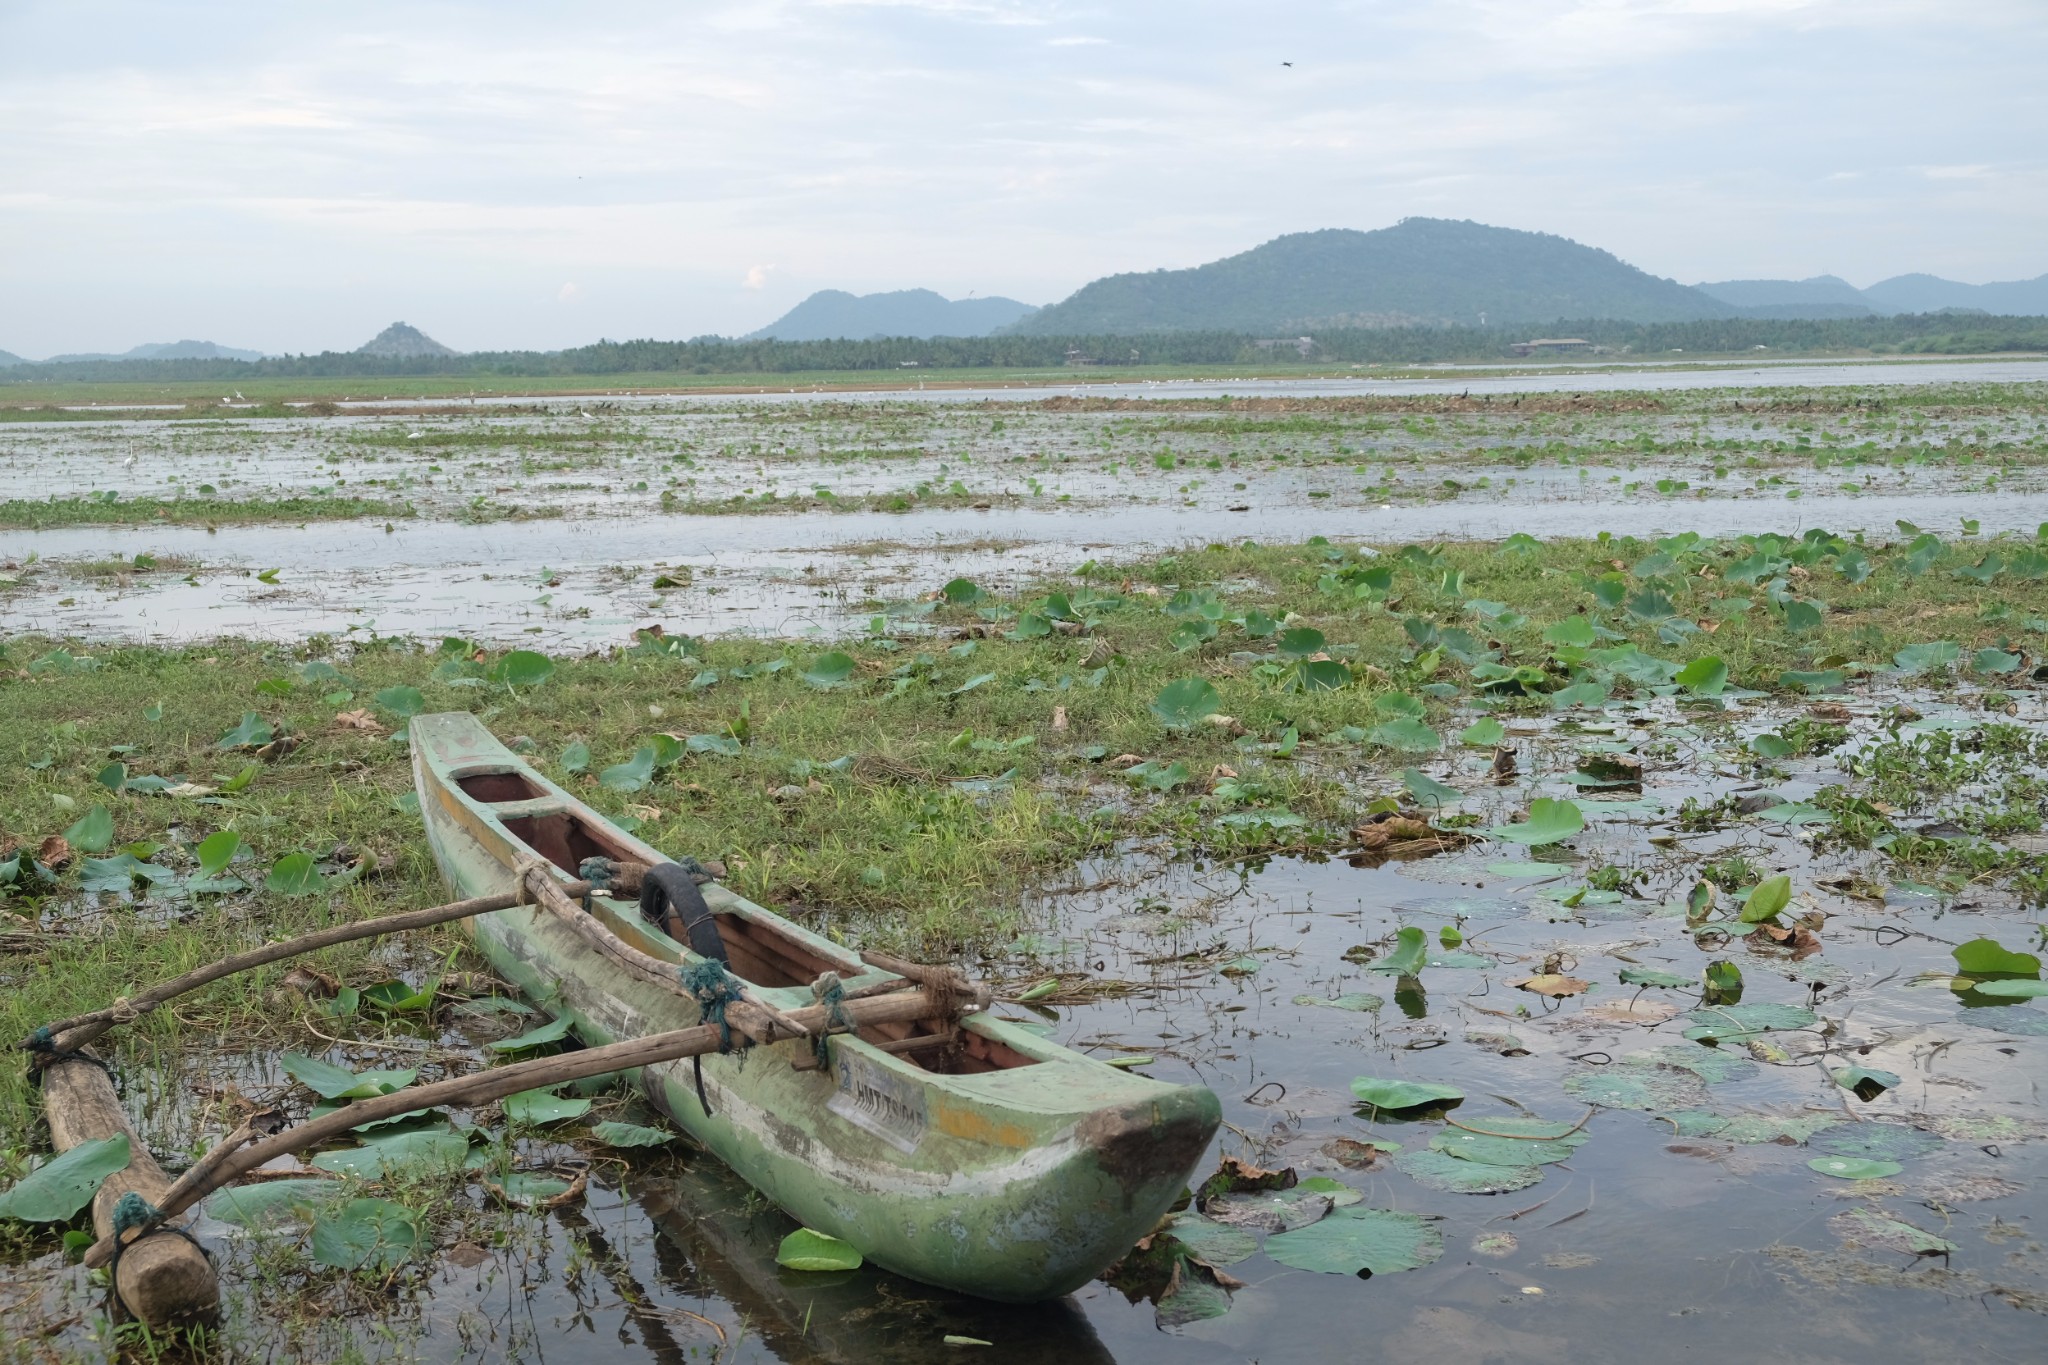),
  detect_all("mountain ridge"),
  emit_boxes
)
[1010,220,1741,335]
[1697,272,2048,318]
[358,322,458,358]
[748,288,1038,341]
